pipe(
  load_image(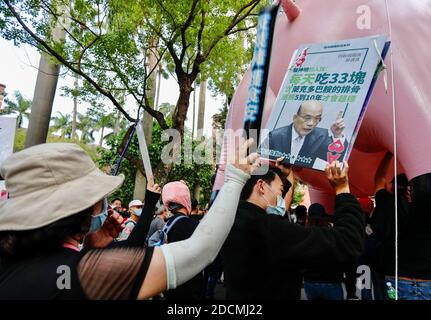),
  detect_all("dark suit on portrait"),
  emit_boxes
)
[260,123,348,168]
